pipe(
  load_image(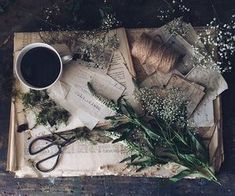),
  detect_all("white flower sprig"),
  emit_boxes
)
[194,16,235,73]
[137,87,188,127]
[164,17,191,38]
[157,0,190,21]
[101,13,120,30]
